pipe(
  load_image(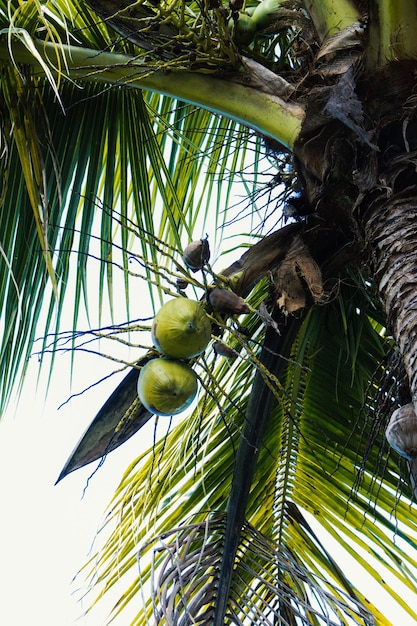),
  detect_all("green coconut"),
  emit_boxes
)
[251,0,282,29]
[137,358,198,416]
[152,297,211,359]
